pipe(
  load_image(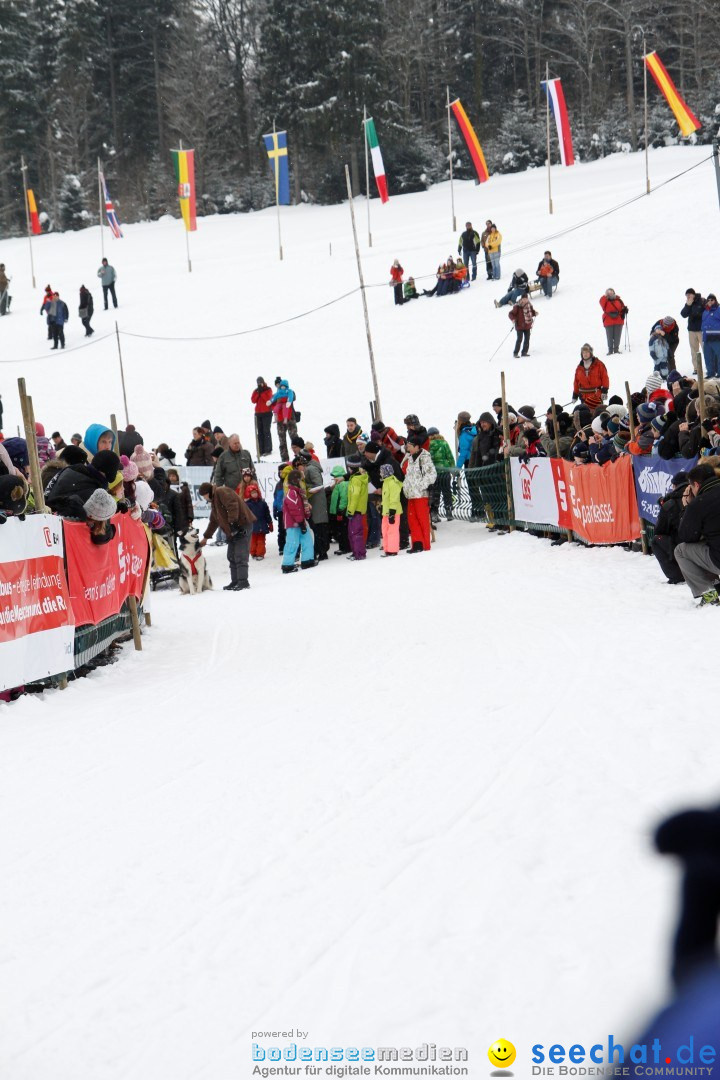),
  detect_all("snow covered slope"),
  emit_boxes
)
[1,148,718,1080]
[0,146,715,449]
